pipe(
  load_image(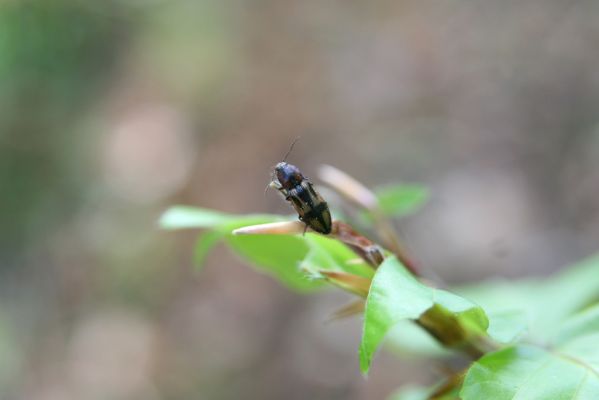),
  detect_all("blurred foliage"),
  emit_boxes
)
[373,184,430,218]
[0,310,20,391]
[0,0,127,263]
